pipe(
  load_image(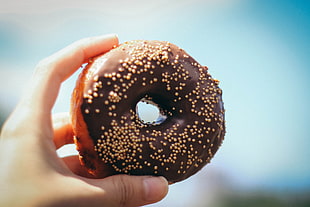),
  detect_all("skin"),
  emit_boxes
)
[0,34,168,207]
